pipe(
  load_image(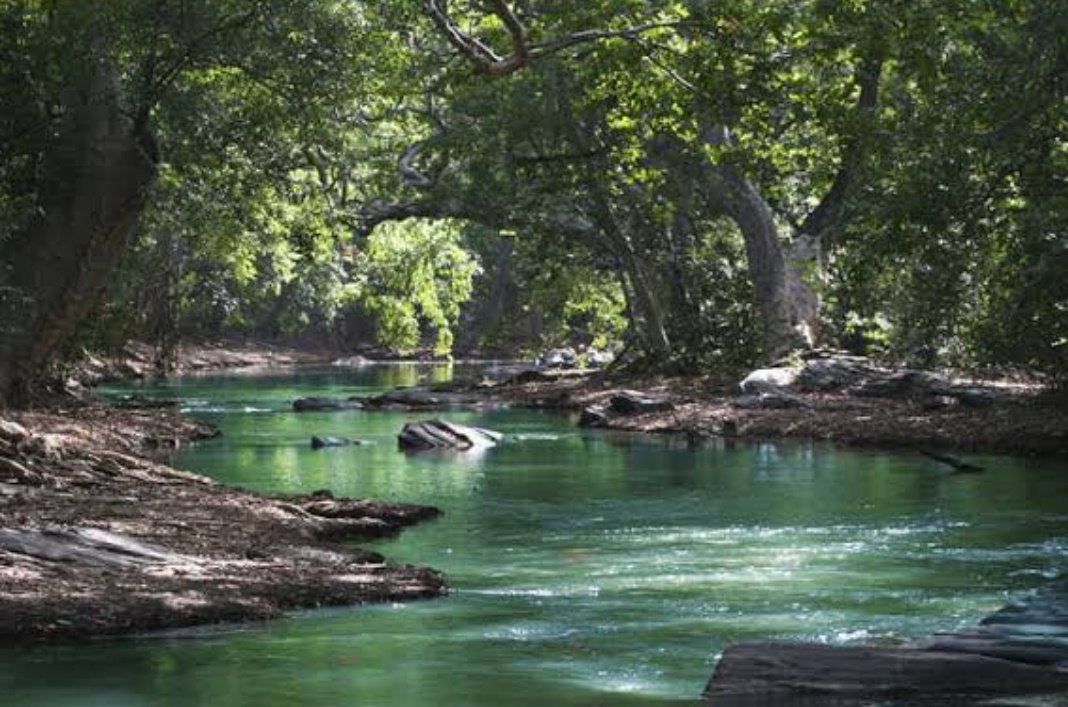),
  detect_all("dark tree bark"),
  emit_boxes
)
[0,54,159,406]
